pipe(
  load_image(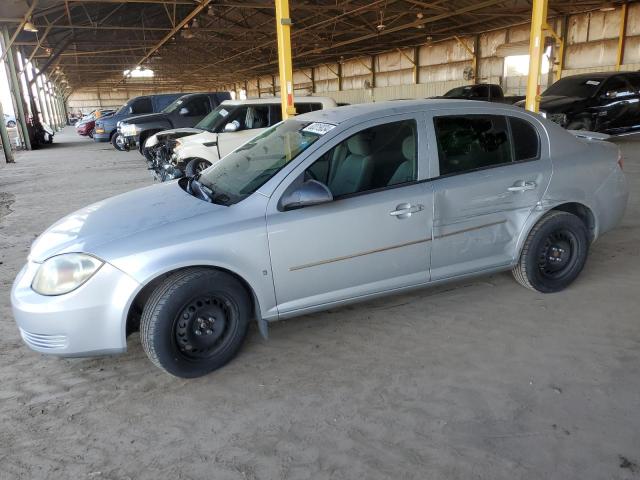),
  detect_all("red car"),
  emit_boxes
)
[76,118,95,137]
